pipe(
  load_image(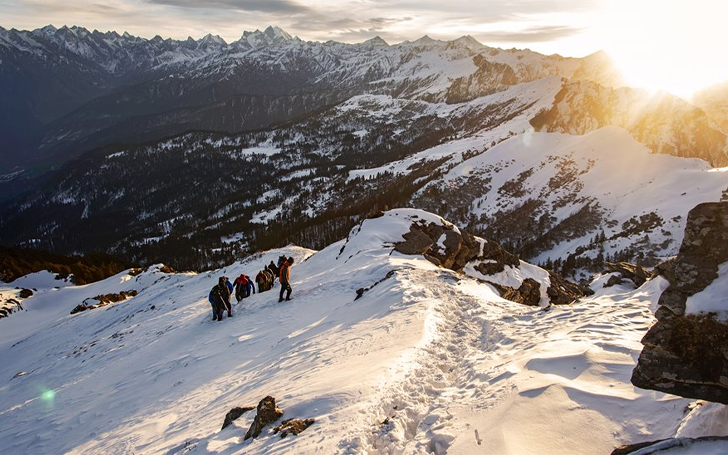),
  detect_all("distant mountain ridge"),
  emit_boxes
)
[0,24,618,175]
